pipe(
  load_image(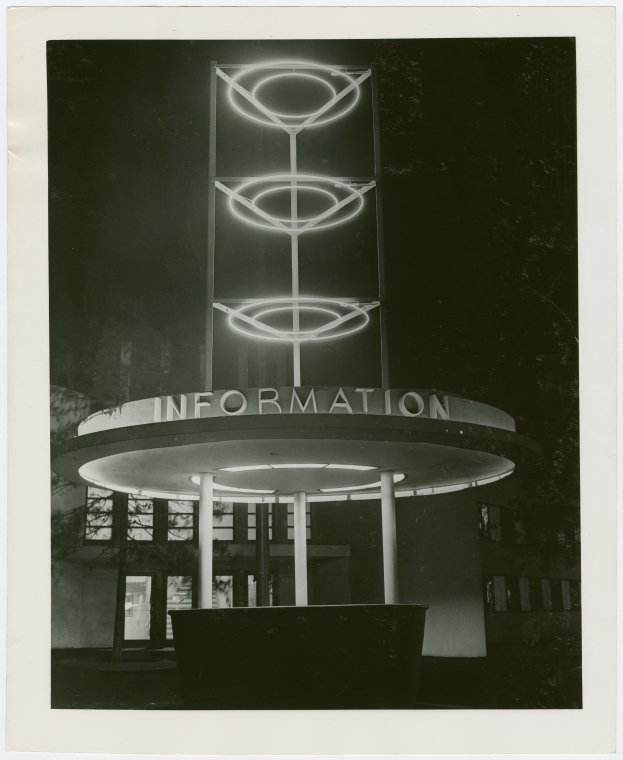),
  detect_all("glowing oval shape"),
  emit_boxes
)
[227,297,373,343]
[252,304,342,337]
[320,472,406,493]
[251,184,339,224]
[227,60,362,130]
[251,72,337,119]
[228,174,365,234]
